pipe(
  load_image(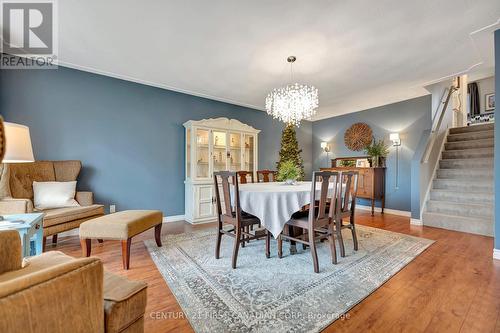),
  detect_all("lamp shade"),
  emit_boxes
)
[3,122,35,163]
[389,133,400,142]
